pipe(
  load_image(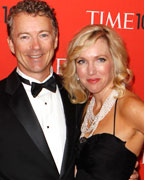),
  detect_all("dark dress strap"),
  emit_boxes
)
[113,99,118,136]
